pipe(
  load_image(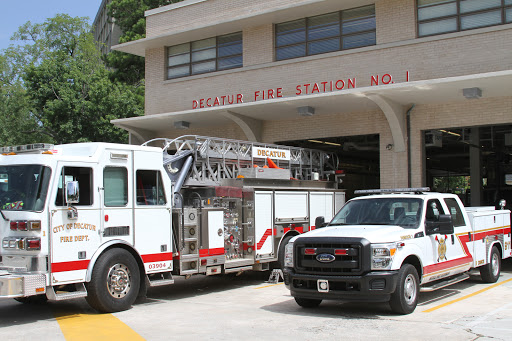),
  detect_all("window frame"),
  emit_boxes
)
[274,5,376,62]
[417,0,512,38]
[55,166,94,207]
[103,166,129,207]
[136,169,167,206]
[166,32,243,80]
